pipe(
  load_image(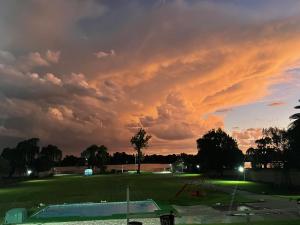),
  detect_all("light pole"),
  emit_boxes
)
[27,169,32,176]
[126,185,130,225]
[238,166,245,181]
